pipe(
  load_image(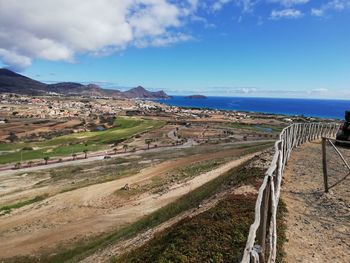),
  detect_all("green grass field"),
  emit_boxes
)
[0,117,165,164]
[226,122,284,133]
